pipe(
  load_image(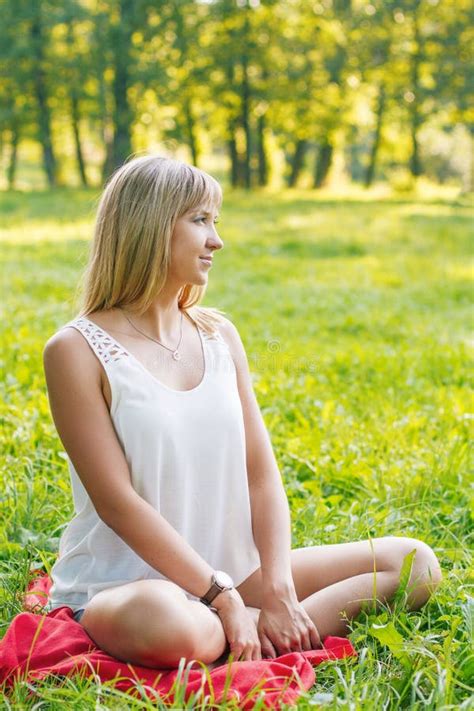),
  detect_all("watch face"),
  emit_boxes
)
[214,570,234,589]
